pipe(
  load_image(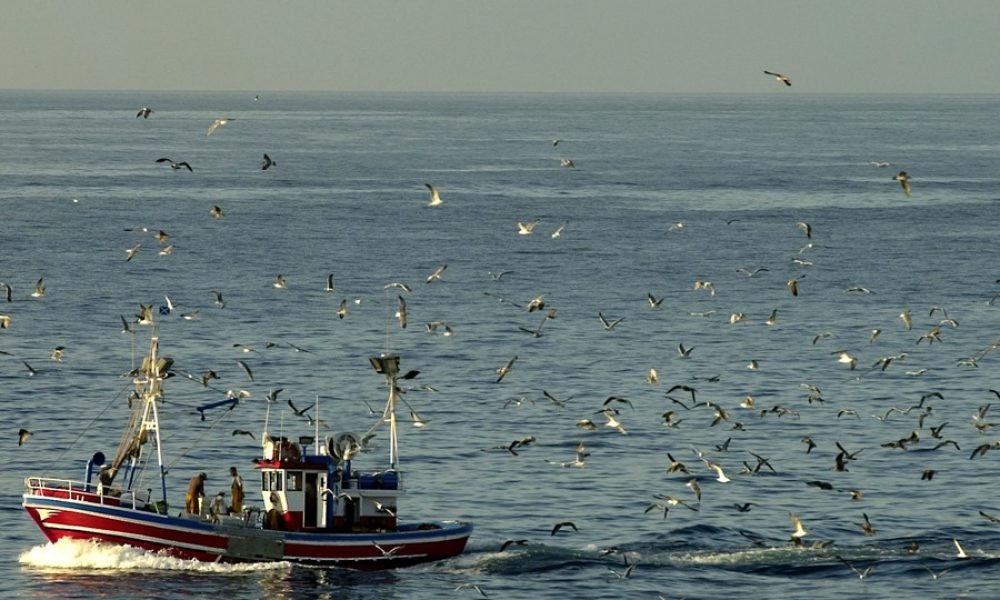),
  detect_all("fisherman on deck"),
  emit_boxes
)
[229,466,245,514]
[209,491,227,521]
[185,472,207,514]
